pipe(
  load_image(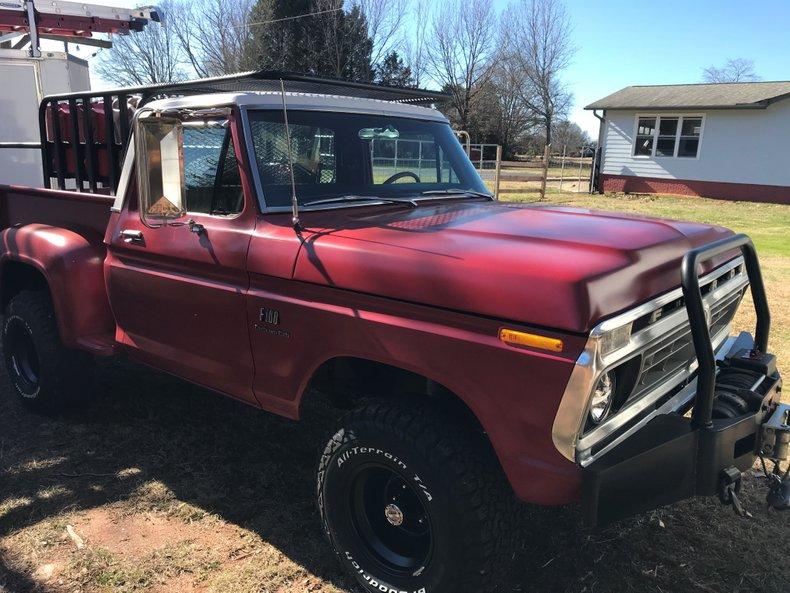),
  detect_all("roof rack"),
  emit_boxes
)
[38,70,448,194]
[46,70,449,105]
